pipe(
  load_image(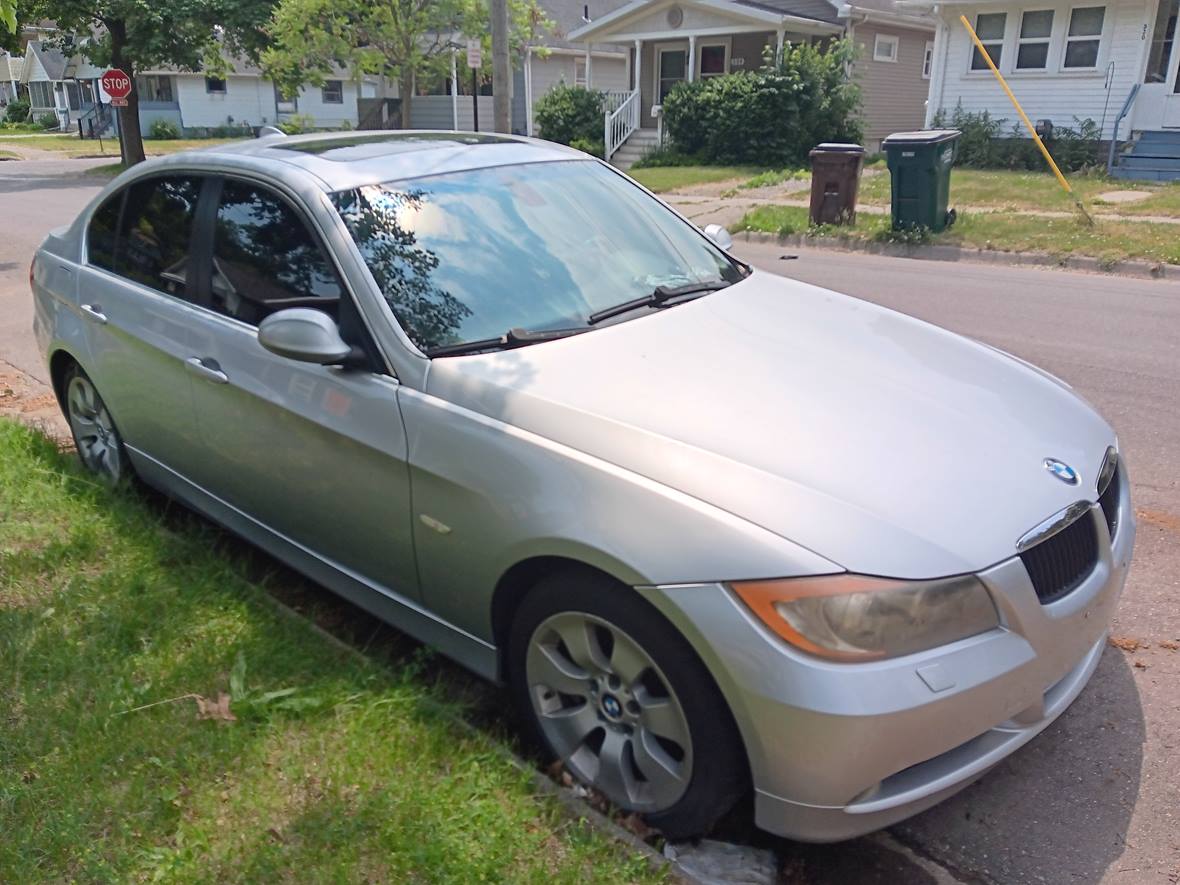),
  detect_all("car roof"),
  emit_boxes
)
[183,130,586,192]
